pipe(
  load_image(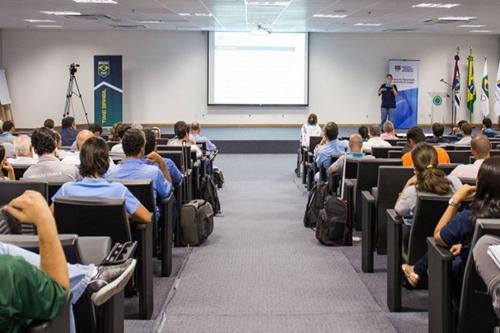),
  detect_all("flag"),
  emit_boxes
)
[480,58,490,117]
[466,54,476,114]
[495,61,500,117]
[452,54,461,111]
